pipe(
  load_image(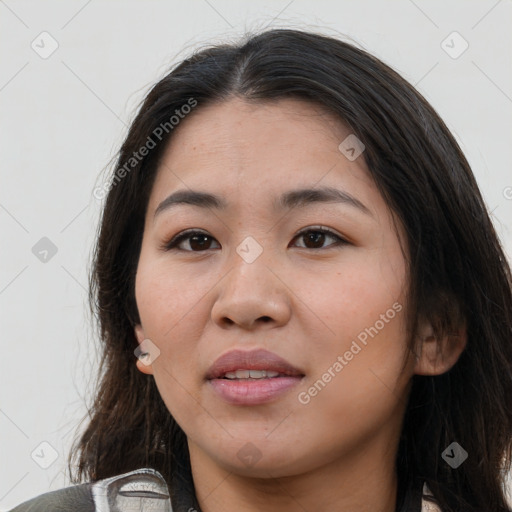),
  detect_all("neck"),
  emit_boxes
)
[188,438,400,512]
